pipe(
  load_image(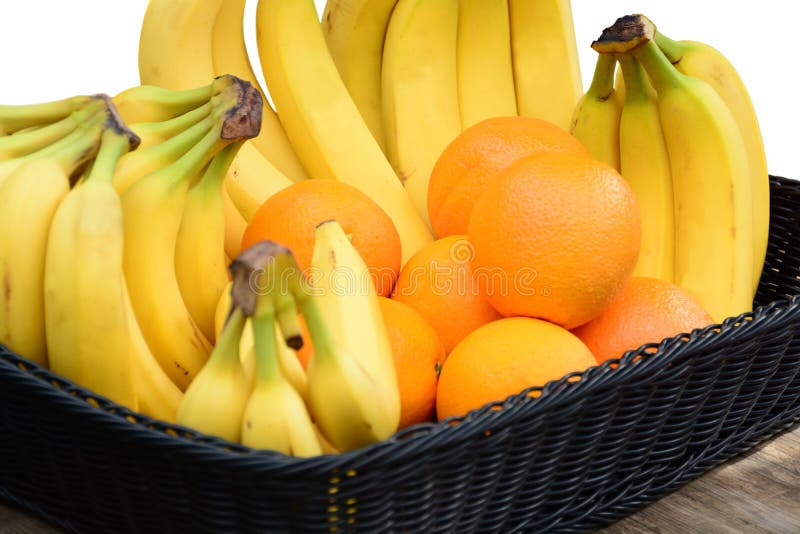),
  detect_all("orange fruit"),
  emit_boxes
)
[427,116,590,238]
[241,179,401,296]
[378,297,445,428]
[436,317,596,420]
[572,277,714,364]
[391,235,501,353]
[467,153,641,329]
